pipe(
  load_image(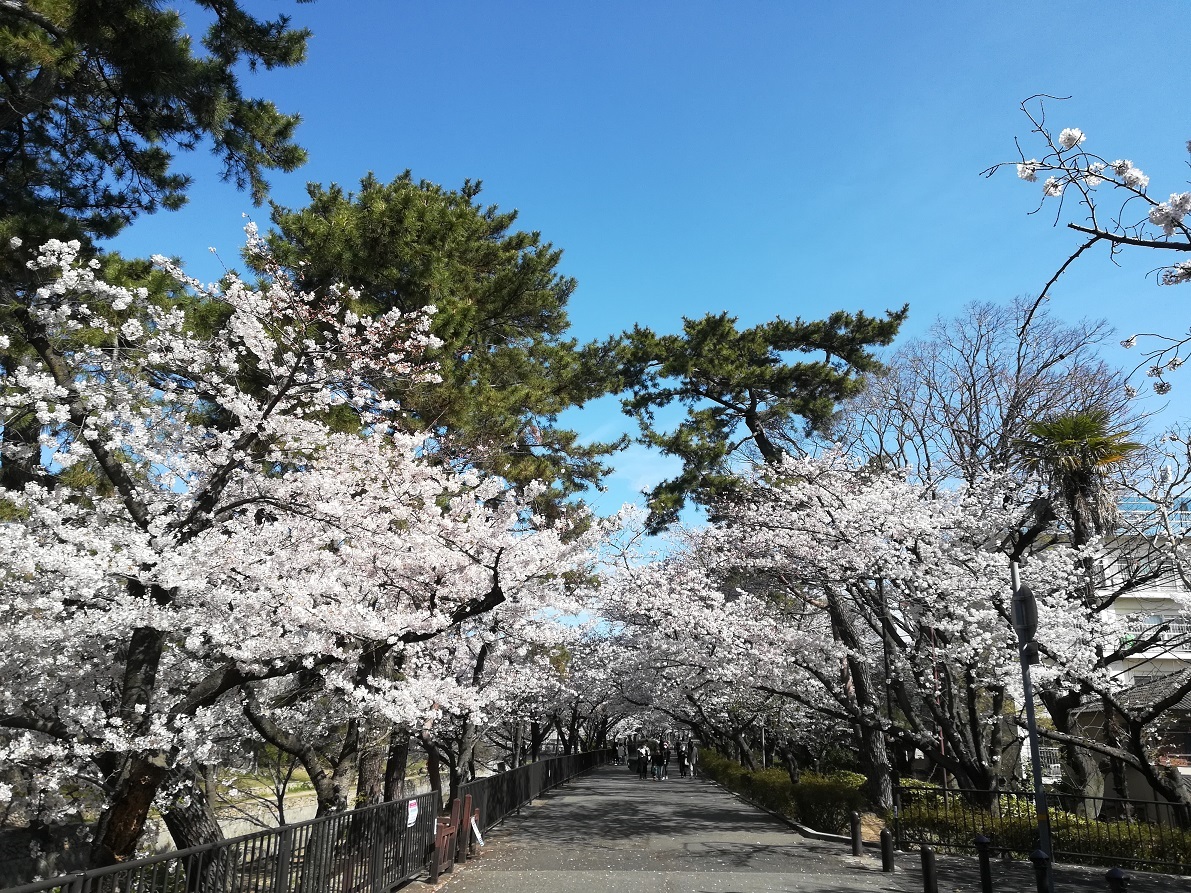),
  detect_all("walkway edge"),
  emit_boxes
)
[698,777,881,851]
